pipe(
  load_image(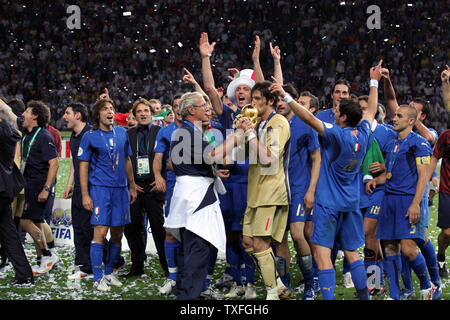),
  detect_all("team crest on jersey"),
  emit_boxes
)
[324,123,333,129]
[394,145,399,153]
